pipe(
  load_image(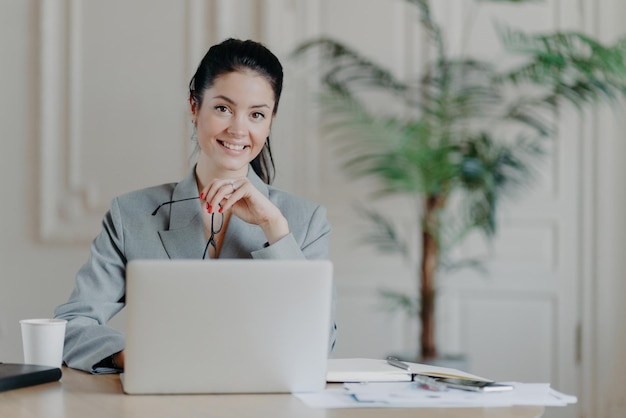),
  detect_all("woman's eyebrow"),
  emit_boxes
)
[212,94,236,105]
[212,95,270,109]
